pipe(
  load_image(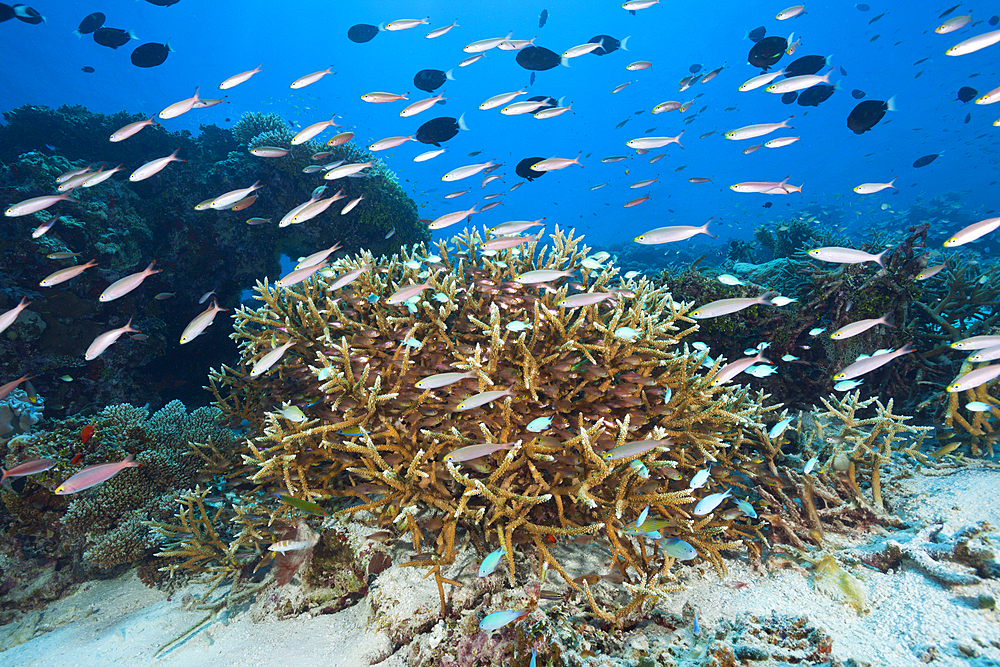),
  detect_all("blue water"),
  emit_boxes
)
[4,0,997,252]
